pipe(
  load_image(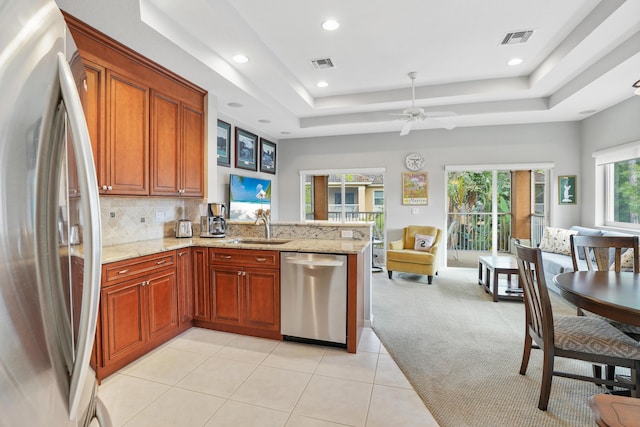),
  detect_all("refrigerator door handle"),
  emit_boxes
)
[94,396,113,427]
[57,52,103,420]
